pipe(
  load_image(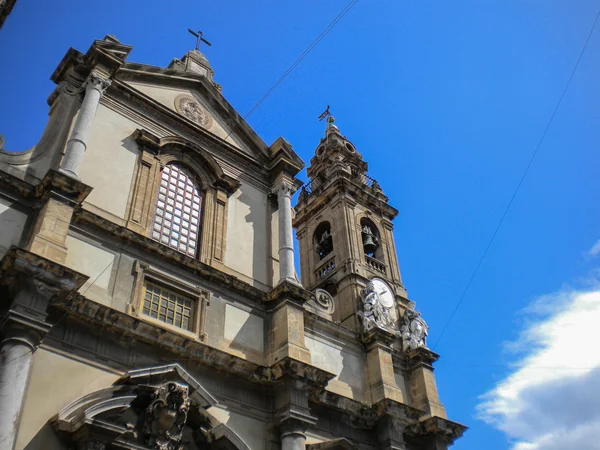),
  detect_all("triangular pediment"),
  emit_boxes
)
[116,63,271,164]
